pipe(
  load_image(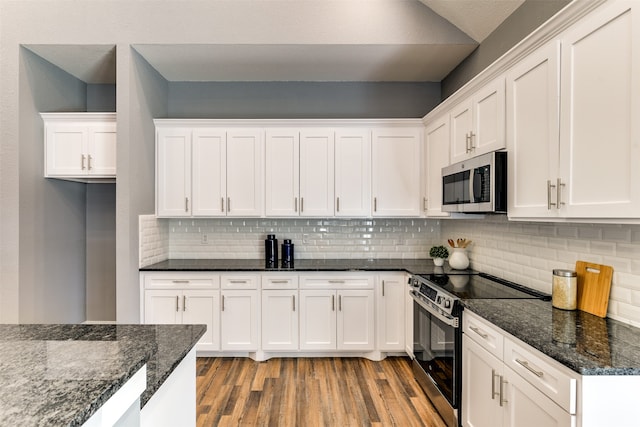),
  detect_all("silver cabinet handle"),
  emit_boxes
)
[176,295,179,312]
[423,197,427,212]
[469,131,475,150]
[557,178,565,208]
[332,295,335,311]
[229,280,248,284]
[87,154,92,171]
[221,295,225,311]
[185,197,189,212]
[382,280,385,297]
[515,359,544,377]
[81,154,86,170]
[338,295,342,311]
[491,369,500,400]
[294,197,298,213]
[547,180,556,210]
[499,377,508,407]
[227,197,230,212]
[328,280,345,284]
[172,280,189,284]
[270,280,289,284]
[469,325,488,339]
[465,133,471,153]
[221,197,225,212]
[301,197,304,213]
[374,197,377,212]
[292,295,296,312]
[336,197,340,212]
[183,295,186,311]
